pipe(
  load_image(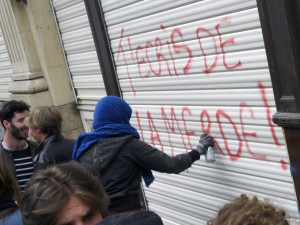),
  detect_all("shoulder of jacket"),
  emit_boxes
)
[127,137,142,144]
[0,147,13,165]
[126,138,152,150]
